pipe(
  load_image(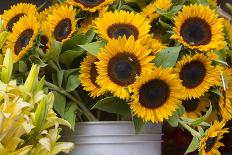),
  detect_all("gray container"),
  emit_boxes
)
[62,121,162,155]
